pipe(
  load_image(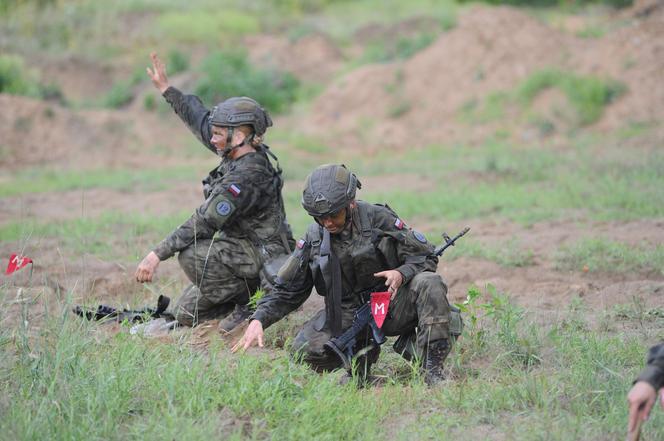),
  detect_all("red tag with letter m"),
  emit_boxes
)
[6,253,33,275]
[370,291,391,329]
